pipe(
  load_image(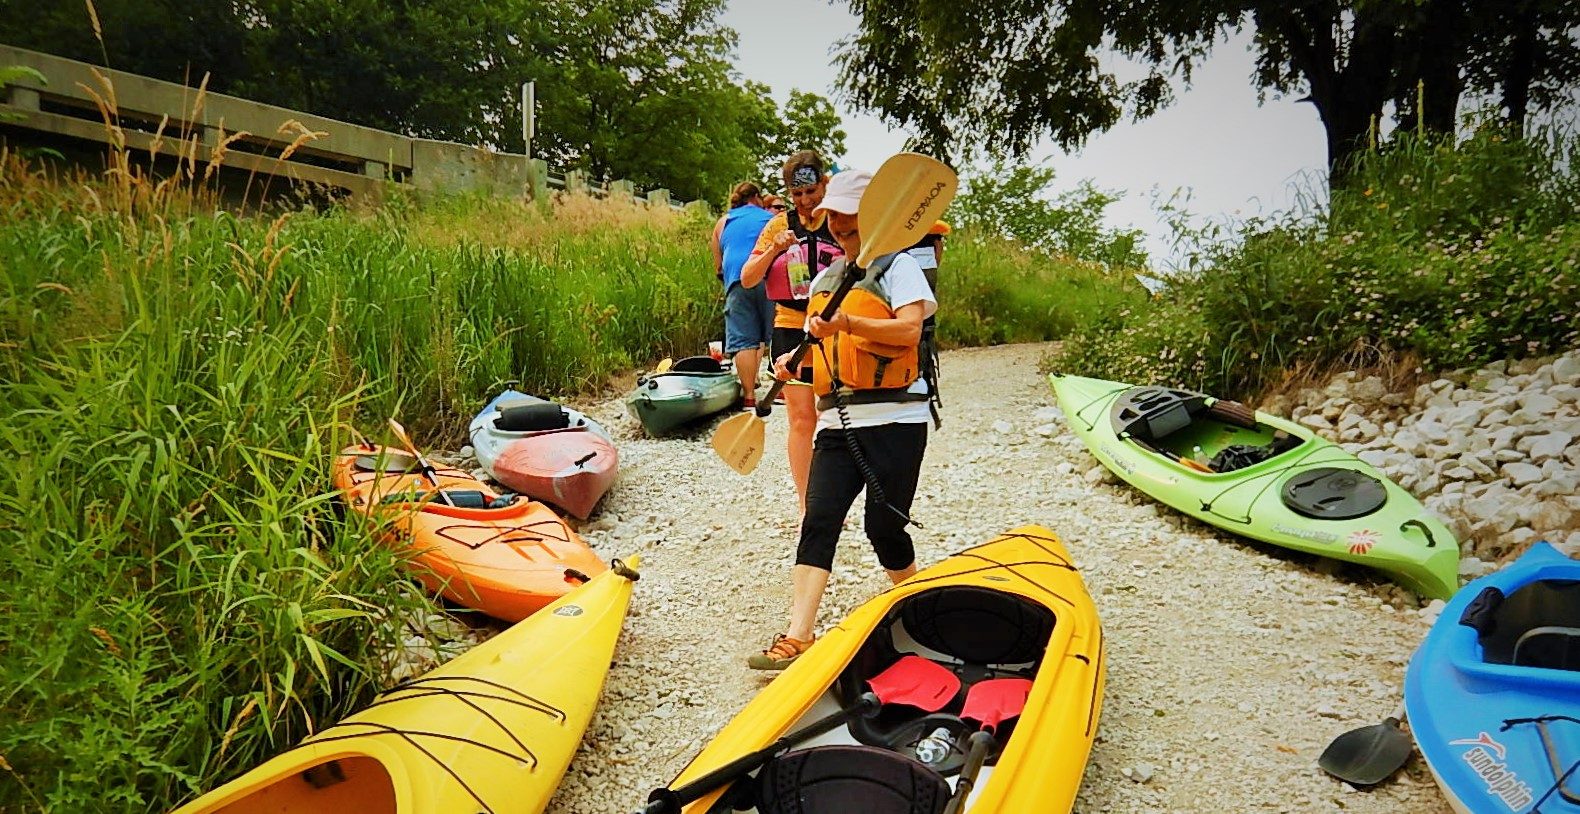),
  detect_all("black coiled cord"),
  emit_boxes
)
[818,340,922,529]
